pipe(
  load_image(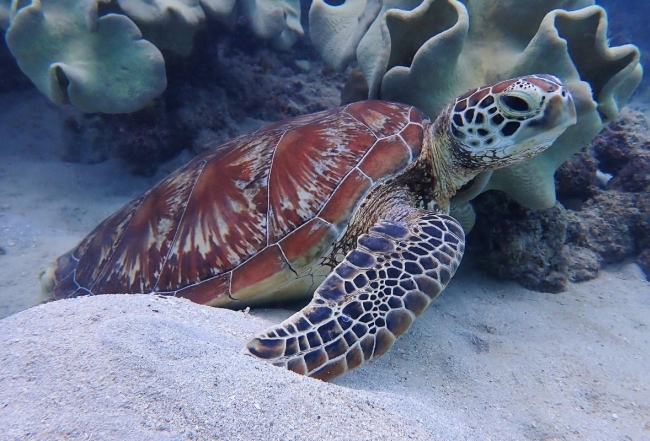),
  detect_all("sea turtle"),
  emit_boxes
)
[42,74,576,381]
